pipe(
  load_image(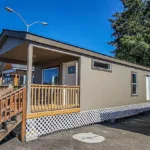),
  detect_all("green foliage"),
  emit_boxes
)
[109,0,150,66]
